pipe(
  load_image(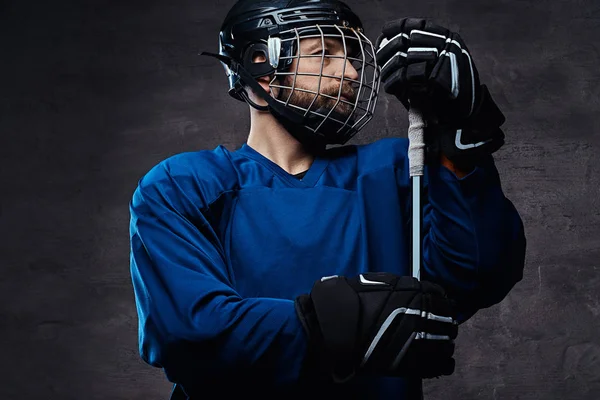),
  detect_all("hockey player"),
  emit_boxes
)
[128,0,526,399]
